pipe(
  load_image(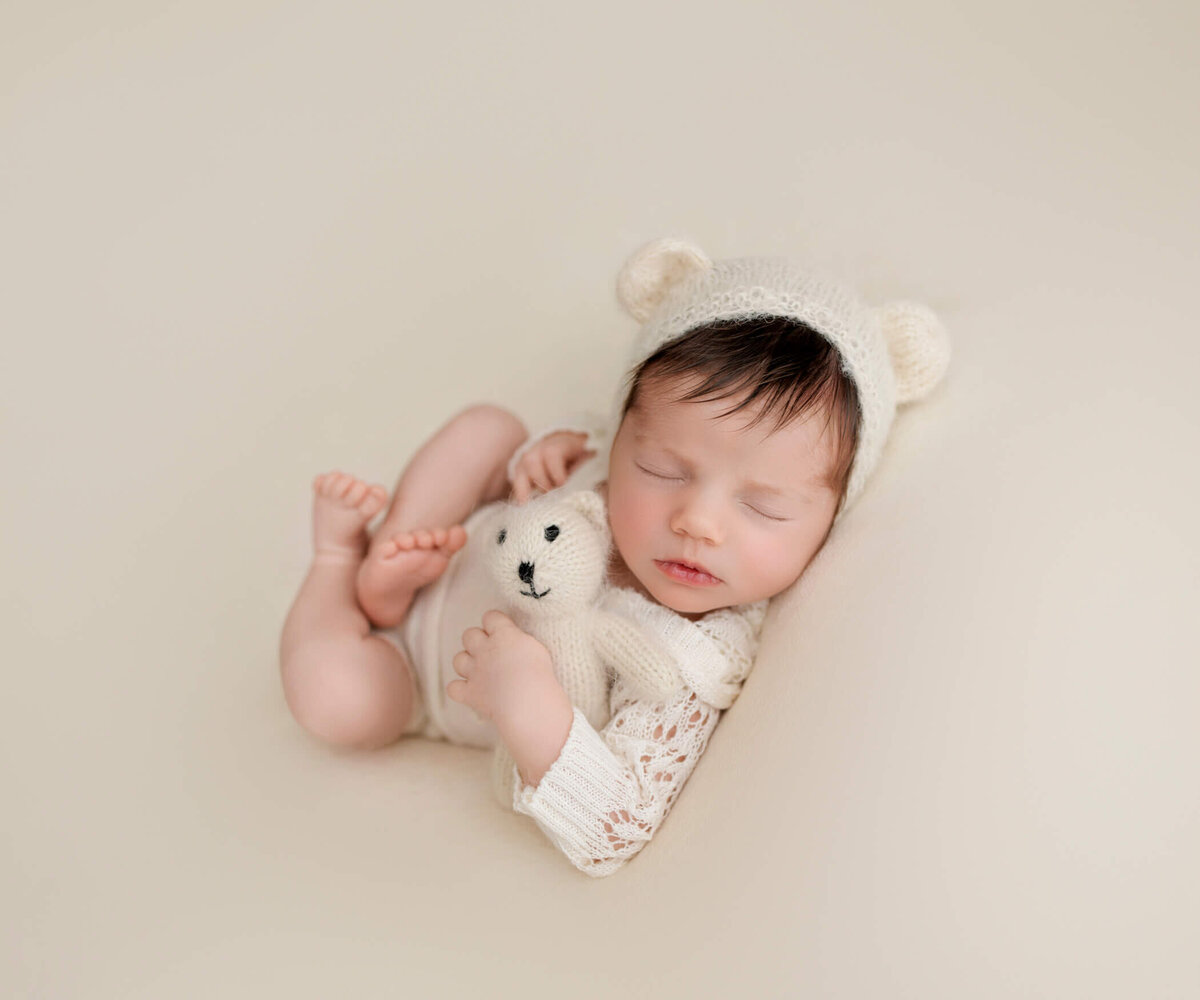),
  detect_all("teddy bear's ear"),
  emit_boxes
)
[875,301,952,404]
[616,237,713,323]
[568,489,609,538]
